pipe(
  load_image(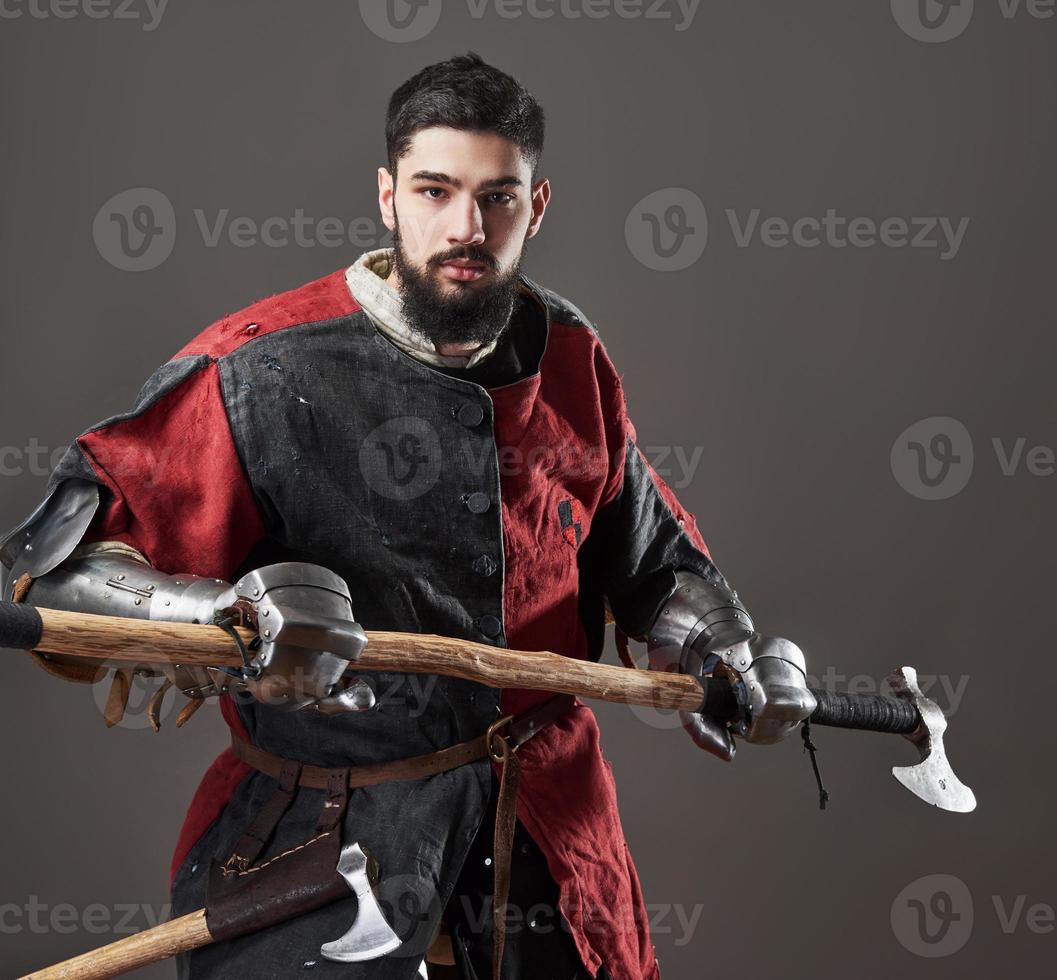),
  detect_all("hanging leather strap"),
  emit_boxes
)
[315,768,350,834]
[224,758,303,873]
[488,723,522,980]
